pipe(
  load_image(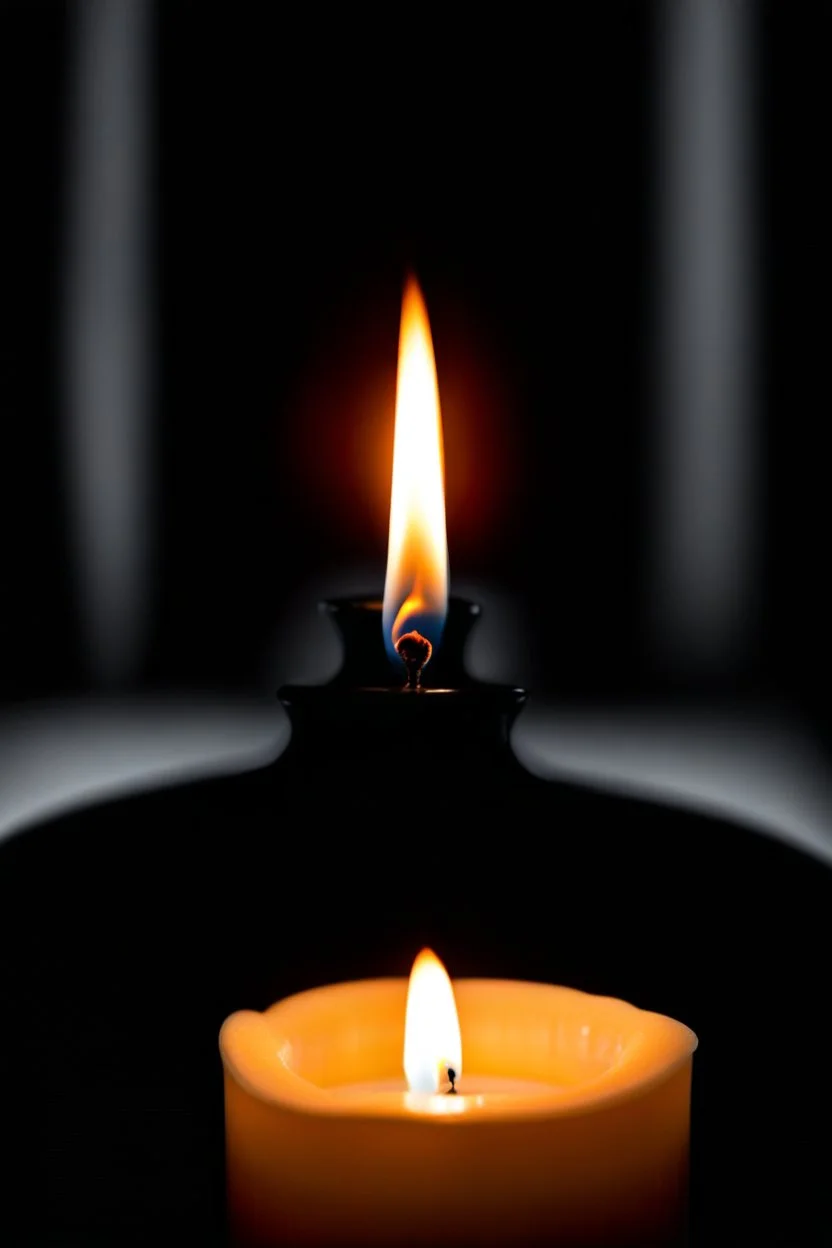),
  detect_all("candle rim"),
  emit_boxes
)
[220,977,697,1123]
